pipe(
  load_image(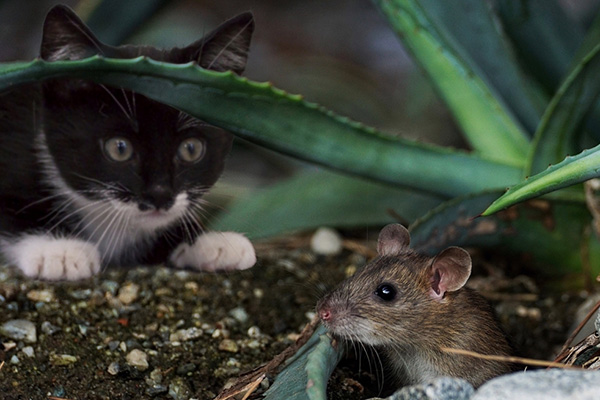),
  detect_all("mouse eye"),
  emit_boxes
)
[375,284,397,302]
